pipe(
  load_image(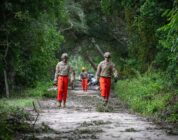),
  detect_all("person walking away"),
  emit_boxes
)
[96,52,119,105]
[80,67,88,92]
[54,53,74,107]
